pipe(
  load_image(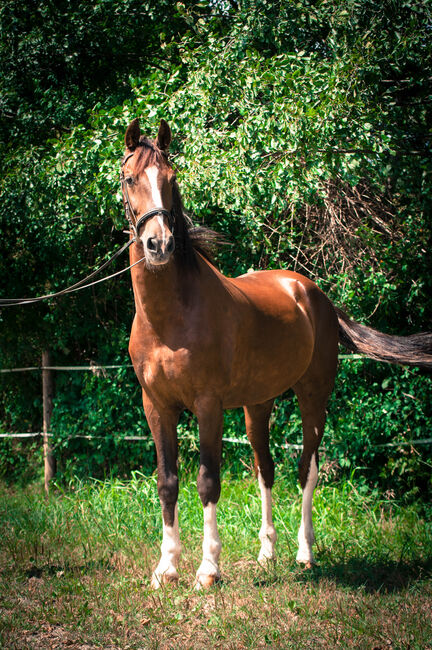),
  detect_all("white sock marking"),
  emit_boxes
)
[196,502,221,582]
[296,454,318,564]
[152,504,181,588]
[257,469,277,563]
